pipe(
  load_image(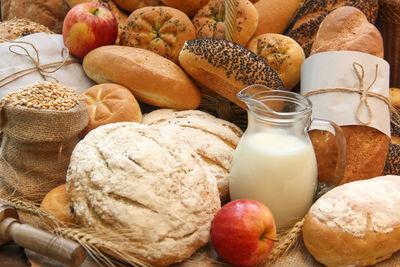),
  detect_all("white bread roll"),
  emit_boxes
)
[142,109,243,203]
[303,175,400,266]
[82,45,201,110]
[67,122,221,266]
[179,38,285,109]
